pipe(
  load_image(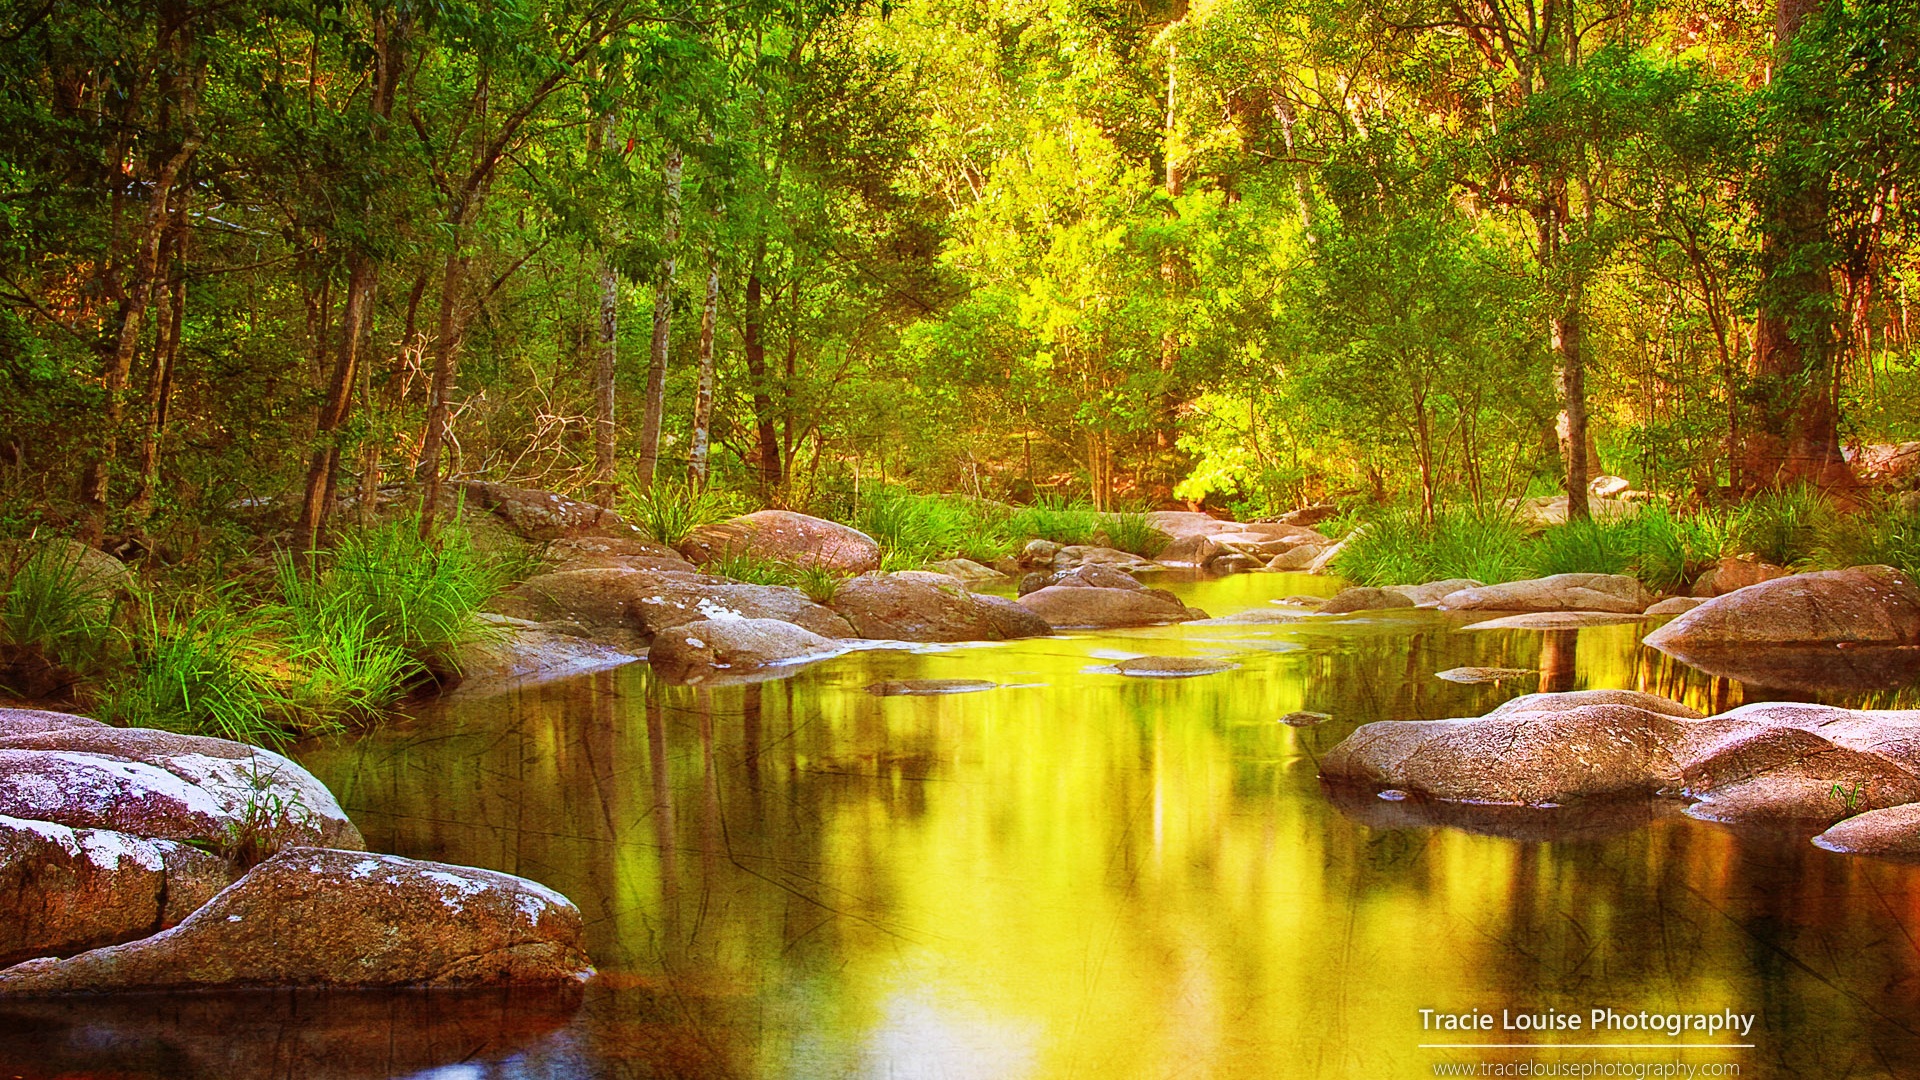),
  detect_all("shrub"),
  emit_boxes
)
[793,564,848,604]
[1,541,118,676]
[1808,499,1920,577]
[620,478,742,546]
[1099,513,1170,557]
[313,514,509,674]
[1729,485,1835,566]
[1004,498,1102,547]
[272,555,413,725]
[106,597,286,746]
[1522,509,1725,593]
[708,553,799,587]
[1333,507,1531,586]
